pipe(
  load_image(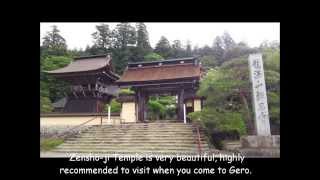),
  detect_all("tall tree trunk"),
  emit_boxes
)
[239,91,256,135]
